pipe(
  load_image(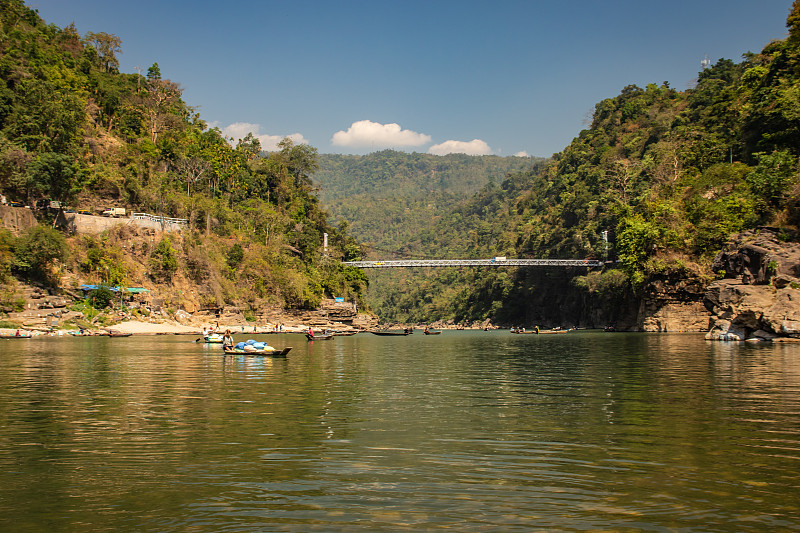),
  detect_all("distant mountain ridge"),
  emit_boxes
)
[314,150,540,255]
